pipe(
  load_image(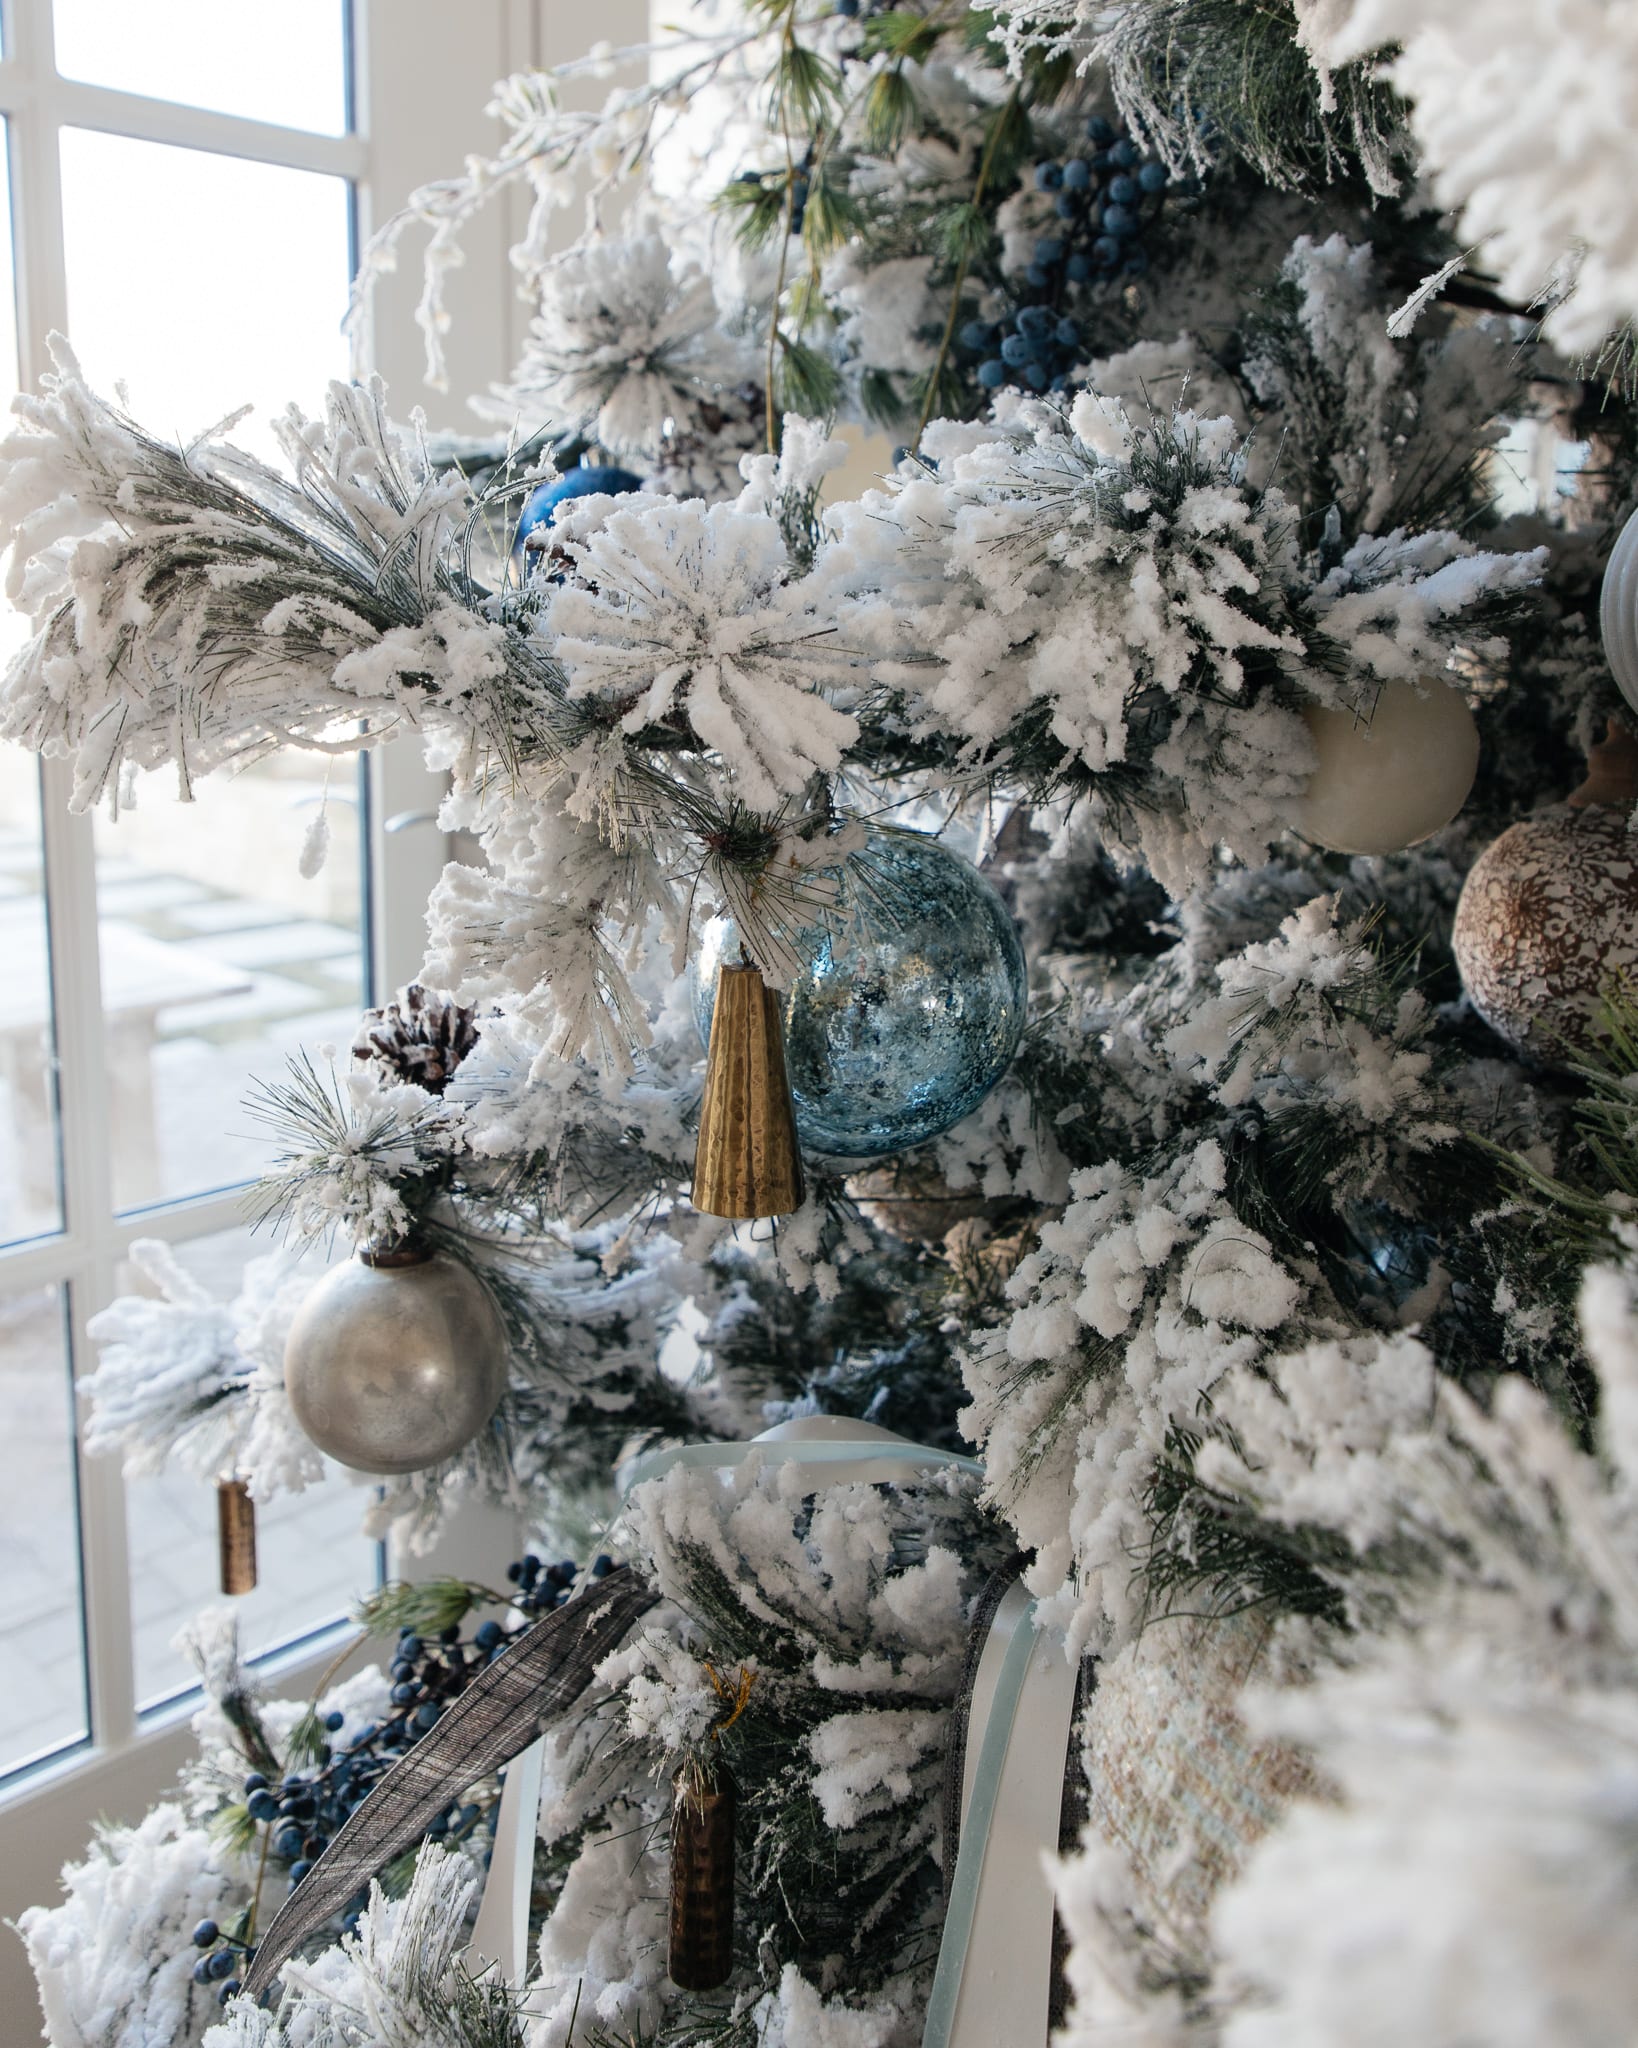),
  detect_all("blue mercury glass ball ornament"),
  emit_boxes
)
[692,827,1027,1160]
[511,464,644,576]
